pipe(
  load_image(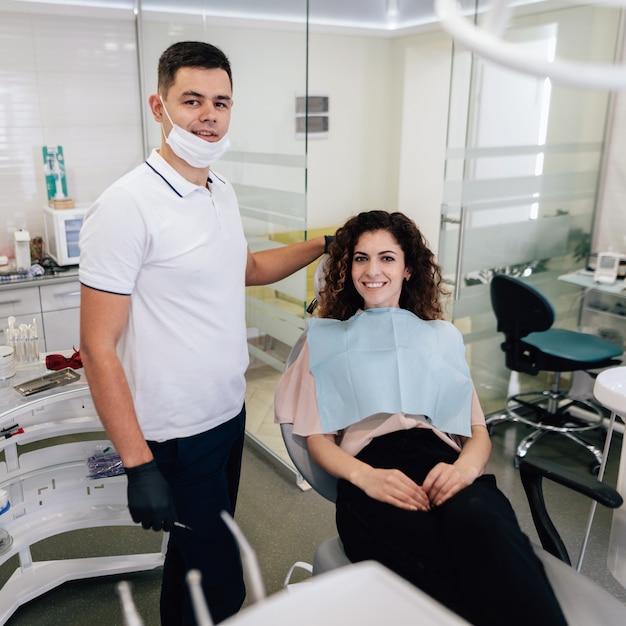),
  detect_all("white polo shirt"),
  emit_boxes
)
[79,150,249,441]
